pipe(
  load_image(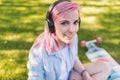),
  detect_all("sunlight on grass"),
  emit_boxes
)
[80,0,120,6]
[14,68,26,74]
[15,7,27,11]
[82,16,97,24]
[0,0,2,4]
[0,49,28,54]
[81,7,107,15]
[81,17,103,31]
[105,38,120,45]
[1,32,36,42]
[0,49,28,79]
[28,15,44,19]
[21,14,45,23]
[40,0,54,3]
